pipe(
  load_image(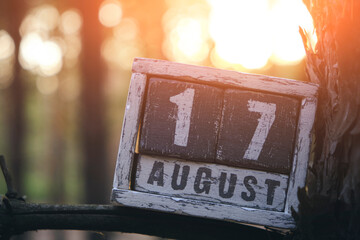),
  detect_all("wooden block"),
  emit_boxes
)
[112,189,296,229]
[139,77,223,162]
[113,73,147,189]
[132,58,319,98]
[134,154,289,211]
[112,58,319,228]
[216,89,299,174]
